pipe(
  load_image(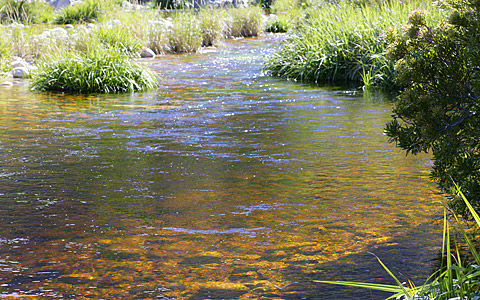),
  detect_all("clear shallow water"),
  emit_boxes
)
[0,36,444,299]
